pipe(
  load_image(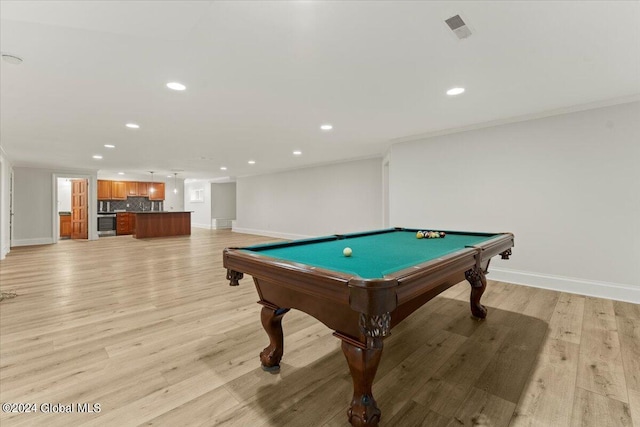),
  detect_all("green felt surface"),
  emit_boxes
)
[244,229,497,278]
